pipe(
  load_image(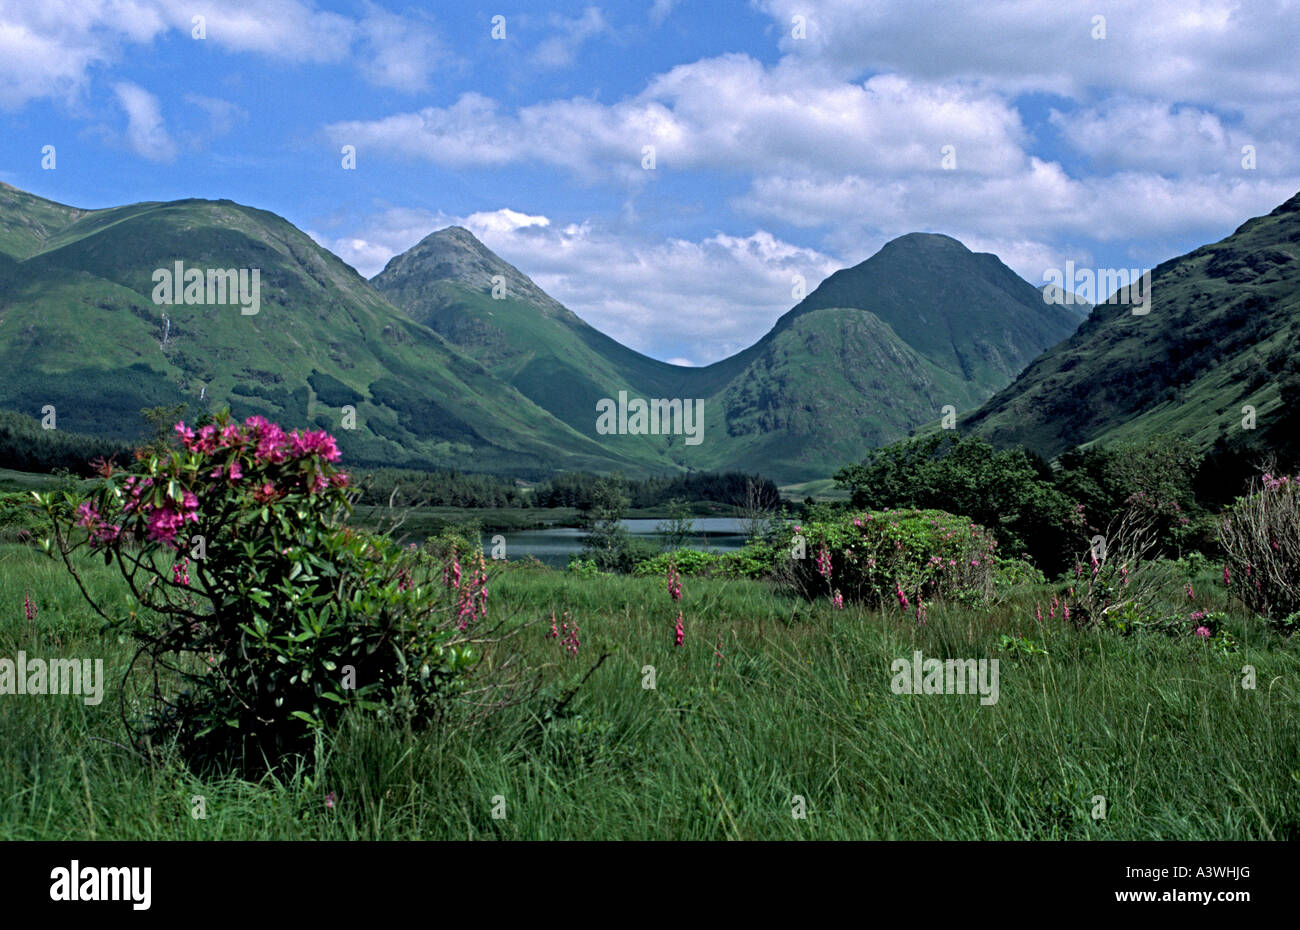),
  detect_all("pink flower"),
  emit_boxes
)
[75,500,101,530]
[1186,583,1195,600]
[1223,564,1231,587]
[1195,626,1211,638]
[23,590,36,622]
[674,611,684,646]
[324,792,336,809]
[289,429,342,462]
[832,590,843,609]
